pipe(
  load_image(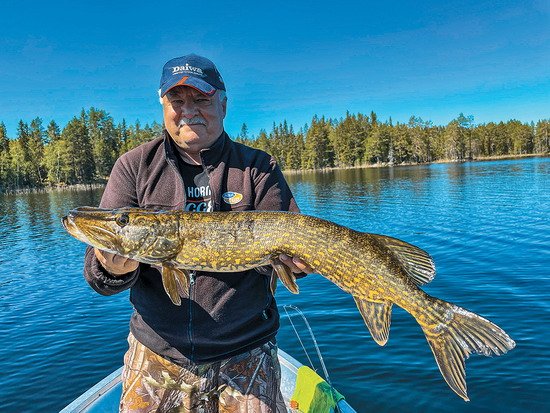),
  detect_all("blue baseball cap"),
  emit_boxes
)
[159,54,226,97]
